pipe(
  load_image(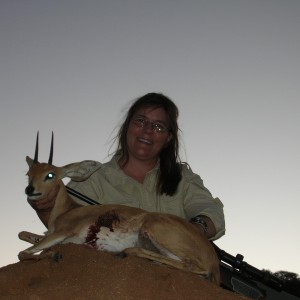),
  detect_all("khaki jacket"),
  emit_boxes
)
[68,155,225,240]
